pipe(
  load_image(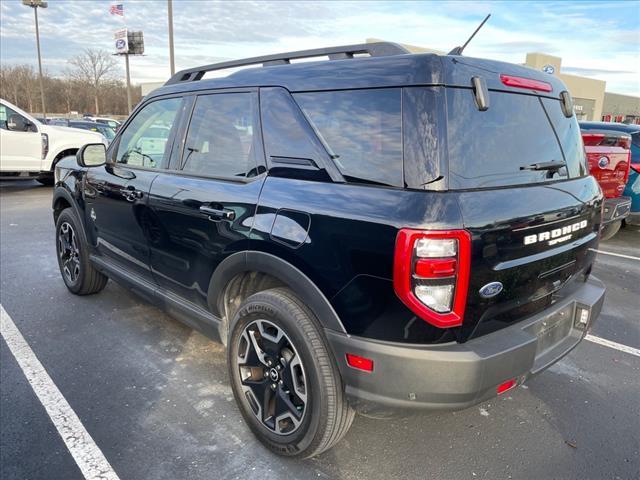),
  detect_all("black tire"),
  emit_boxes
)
[600,220,621,241]
[55,208,108,295]
[227,287,354,458]
[36,175,54,186]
